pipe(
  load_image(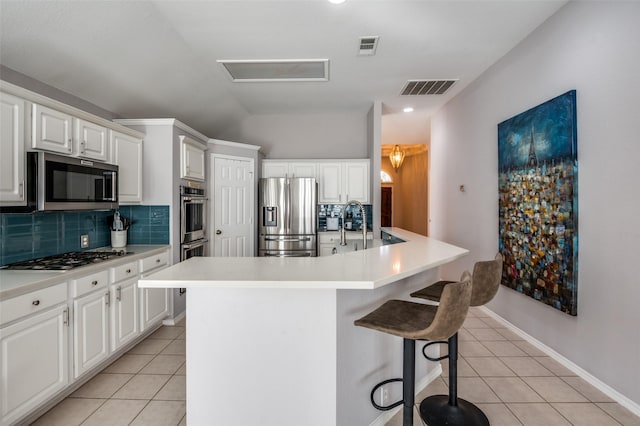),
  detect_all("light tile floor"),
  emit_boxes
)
[32,309,640,426]
[32,318,186,426]
[387,307,640,426]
